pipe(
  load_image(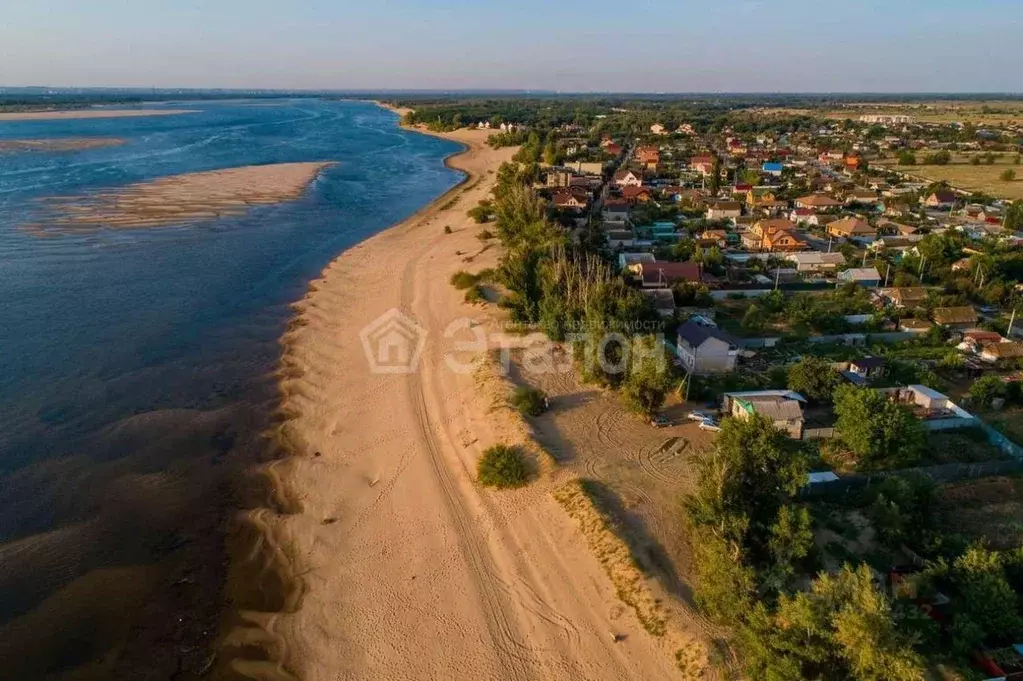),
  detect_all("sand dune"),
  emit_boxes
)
[34,162,336,230]
[0,109,195,121]
[0,137,125,152]
[252,127,685,681]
